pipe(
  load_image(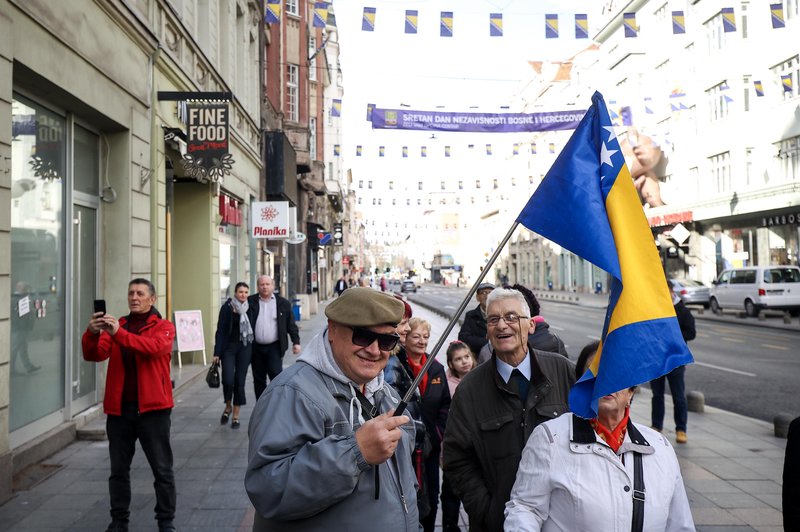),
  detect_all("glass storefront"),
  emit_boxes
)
[10,97,67,431]
[9,95,101,437]
[219,224,239,305]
